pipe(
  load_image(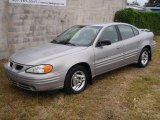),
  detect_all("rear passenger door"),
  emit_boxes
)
[117,25,140,64]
